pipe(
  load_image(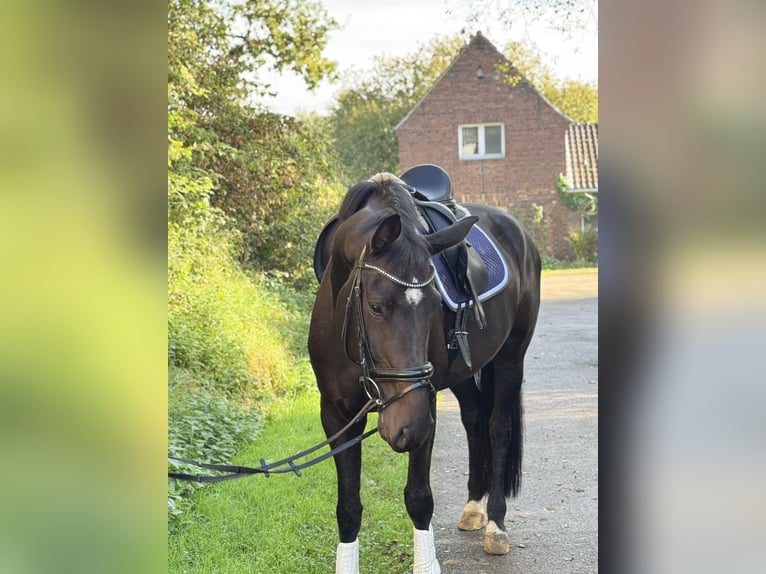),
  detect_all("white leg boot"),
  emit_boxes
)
[413,523,441,574]
[335,539,359,574]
